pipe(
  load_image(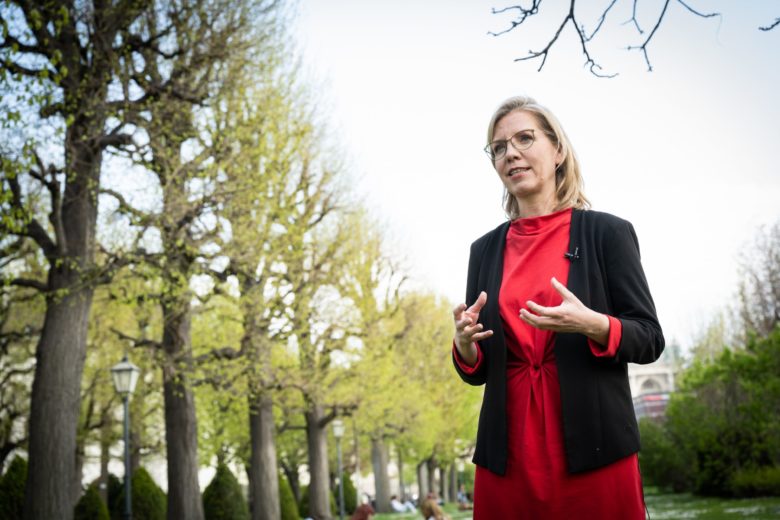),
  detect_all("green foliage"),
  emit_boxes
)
[0,456,27,520]
[638,418,694,492]
[640,328,780,497]
[279,474,300,520]
[202,463,249,520]
[298,484,336,518]
[116,467,166,520]
[74,485,110,520]
[333,475,357,514]
[107,473,122,519]
[730,466,780,498]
